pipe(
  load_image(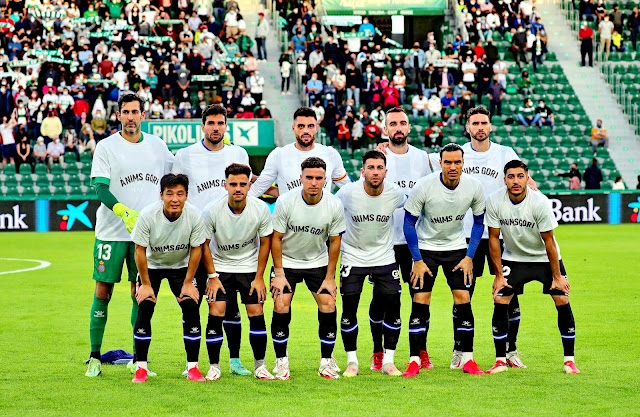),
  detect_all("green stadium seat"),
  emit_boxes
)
[52,176,66,188]
[20,186,36,197]
[545,52,558,62]
[18,164,33,175]
[80,151,93,163]
[35,164,48,175]
[622,51,634,62]
[338,149,350,158]
[64,162,80,174]
[50,164,63,175]
[36,176,50,189]
[69,186,83,196]
[3,163,15,174]
[353,149,365,160]
[37,185,53,197]
[67,176,82,188]
[608,52,622,62]
[3,176,18,190]
[551,64,563,74]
